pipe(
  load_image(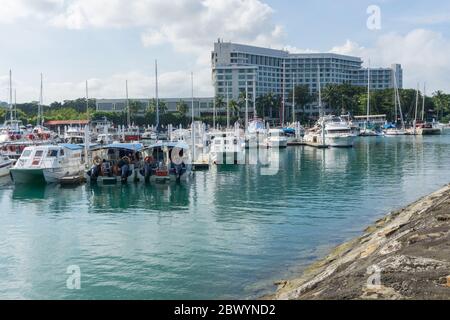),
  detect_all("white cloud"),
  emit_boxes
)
[329,29,450,93]
[0,69,213,104]
[0,0,64,23]
[1,0,285,102]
